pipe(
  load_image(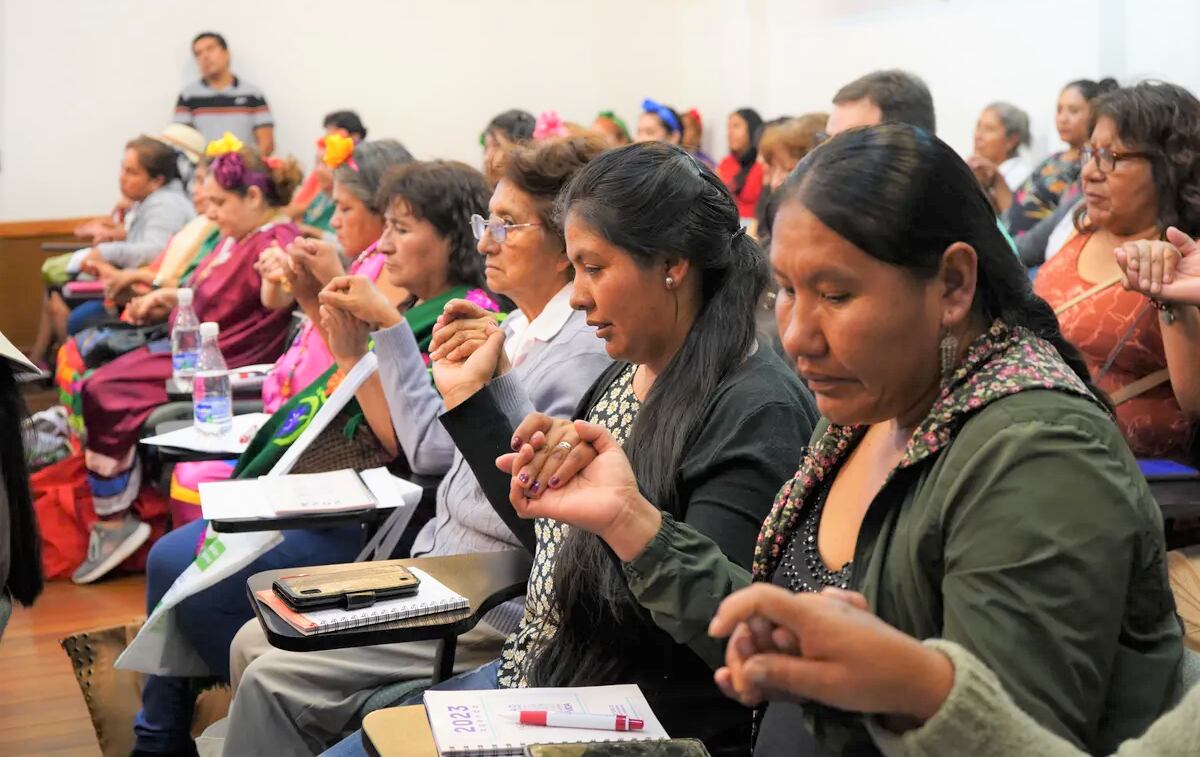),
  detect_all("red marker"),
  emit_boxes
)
[515,711,644,732]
